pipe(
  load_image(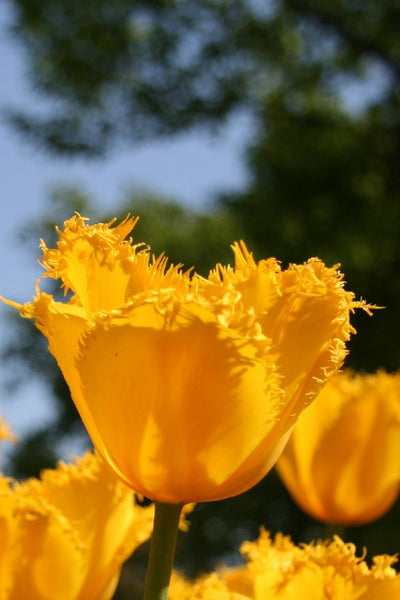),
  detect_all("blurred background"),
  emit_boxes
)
[1,0,399,597]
